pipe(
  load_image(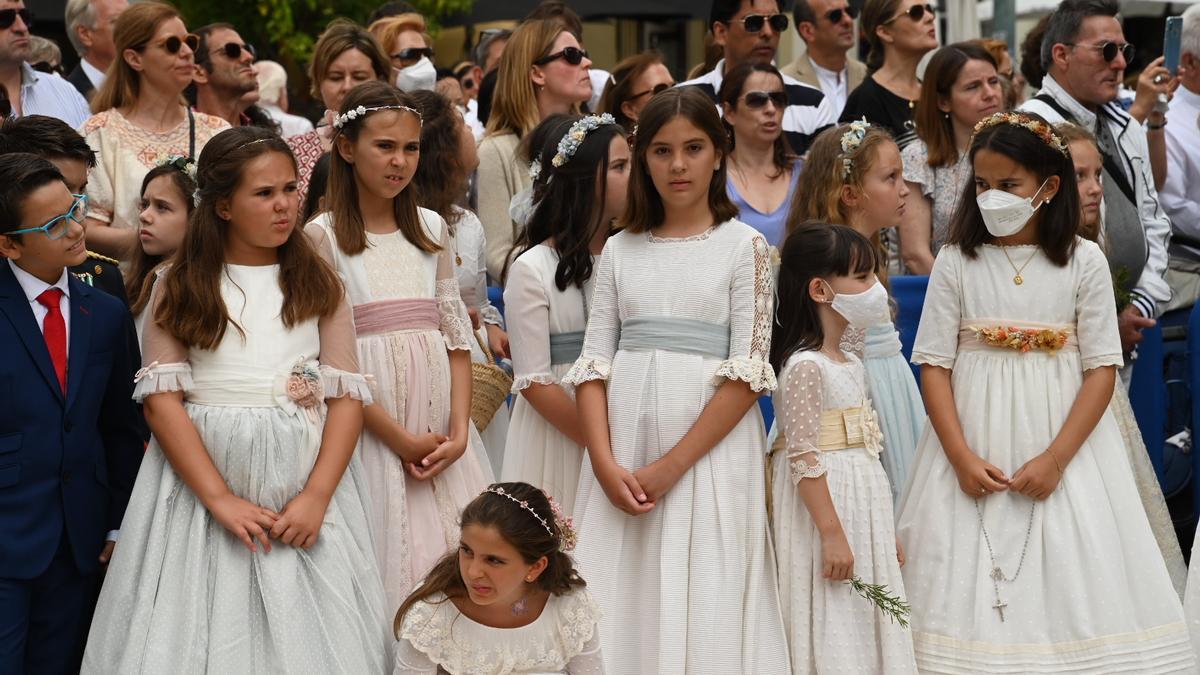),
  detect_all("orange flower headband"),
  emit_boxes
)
[971,112,1070,157]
